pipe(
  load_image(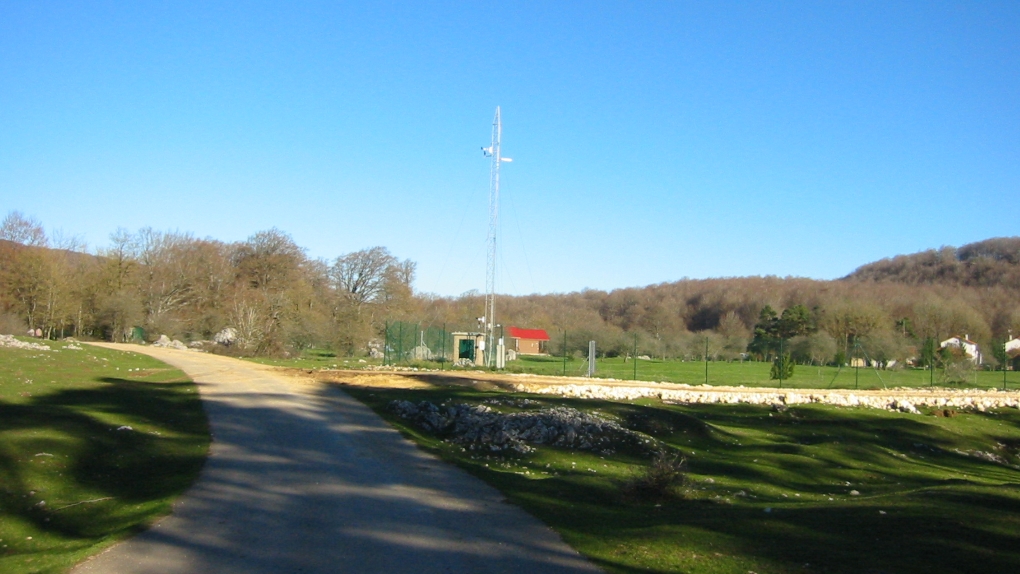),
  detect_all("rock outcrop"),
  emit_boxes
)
[388,400,654,454]
[151,334,189,351]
